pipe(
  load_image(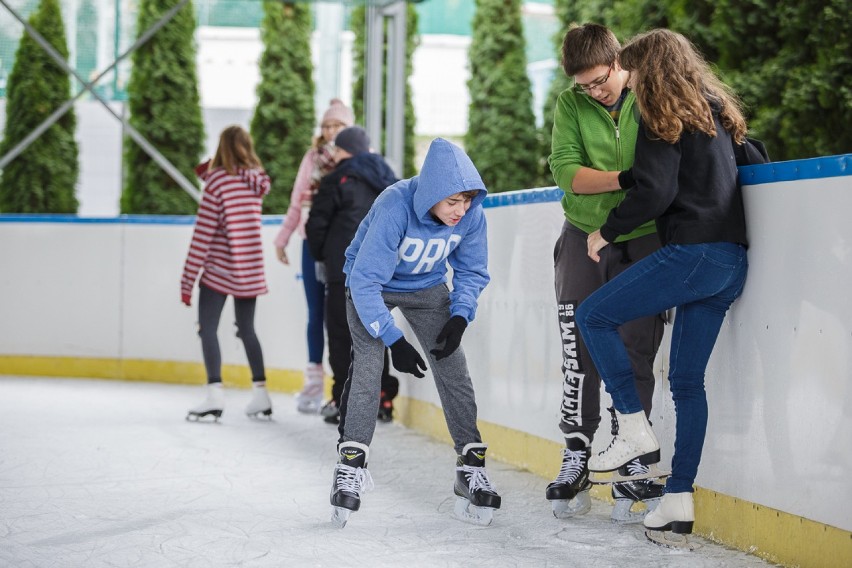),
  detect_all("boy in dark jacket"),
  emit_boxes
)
[305,127,400,424]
